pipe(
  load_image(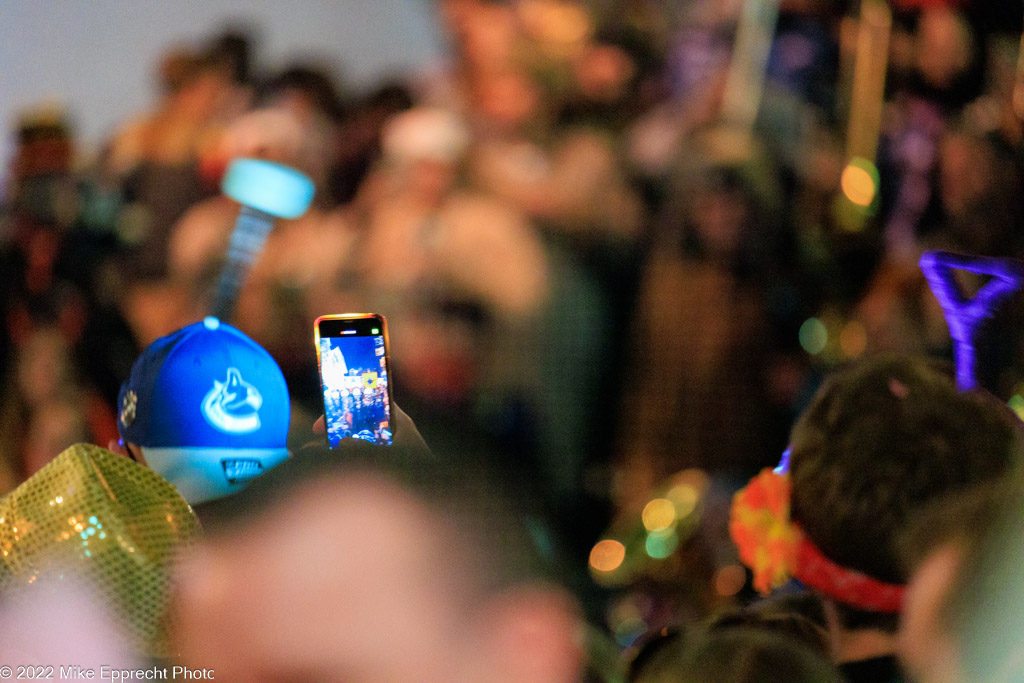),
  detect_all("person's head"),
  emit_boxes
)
[259,63,347,125]
[939,473,1024,681]
[629,626,840,683]
[170,441,582,682]
[913,6,975,92]
[896,483,1006,682]
[788,354,1022,633]
[706,595,830,658]
[380,106,469,201]
[116,316,290,505]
